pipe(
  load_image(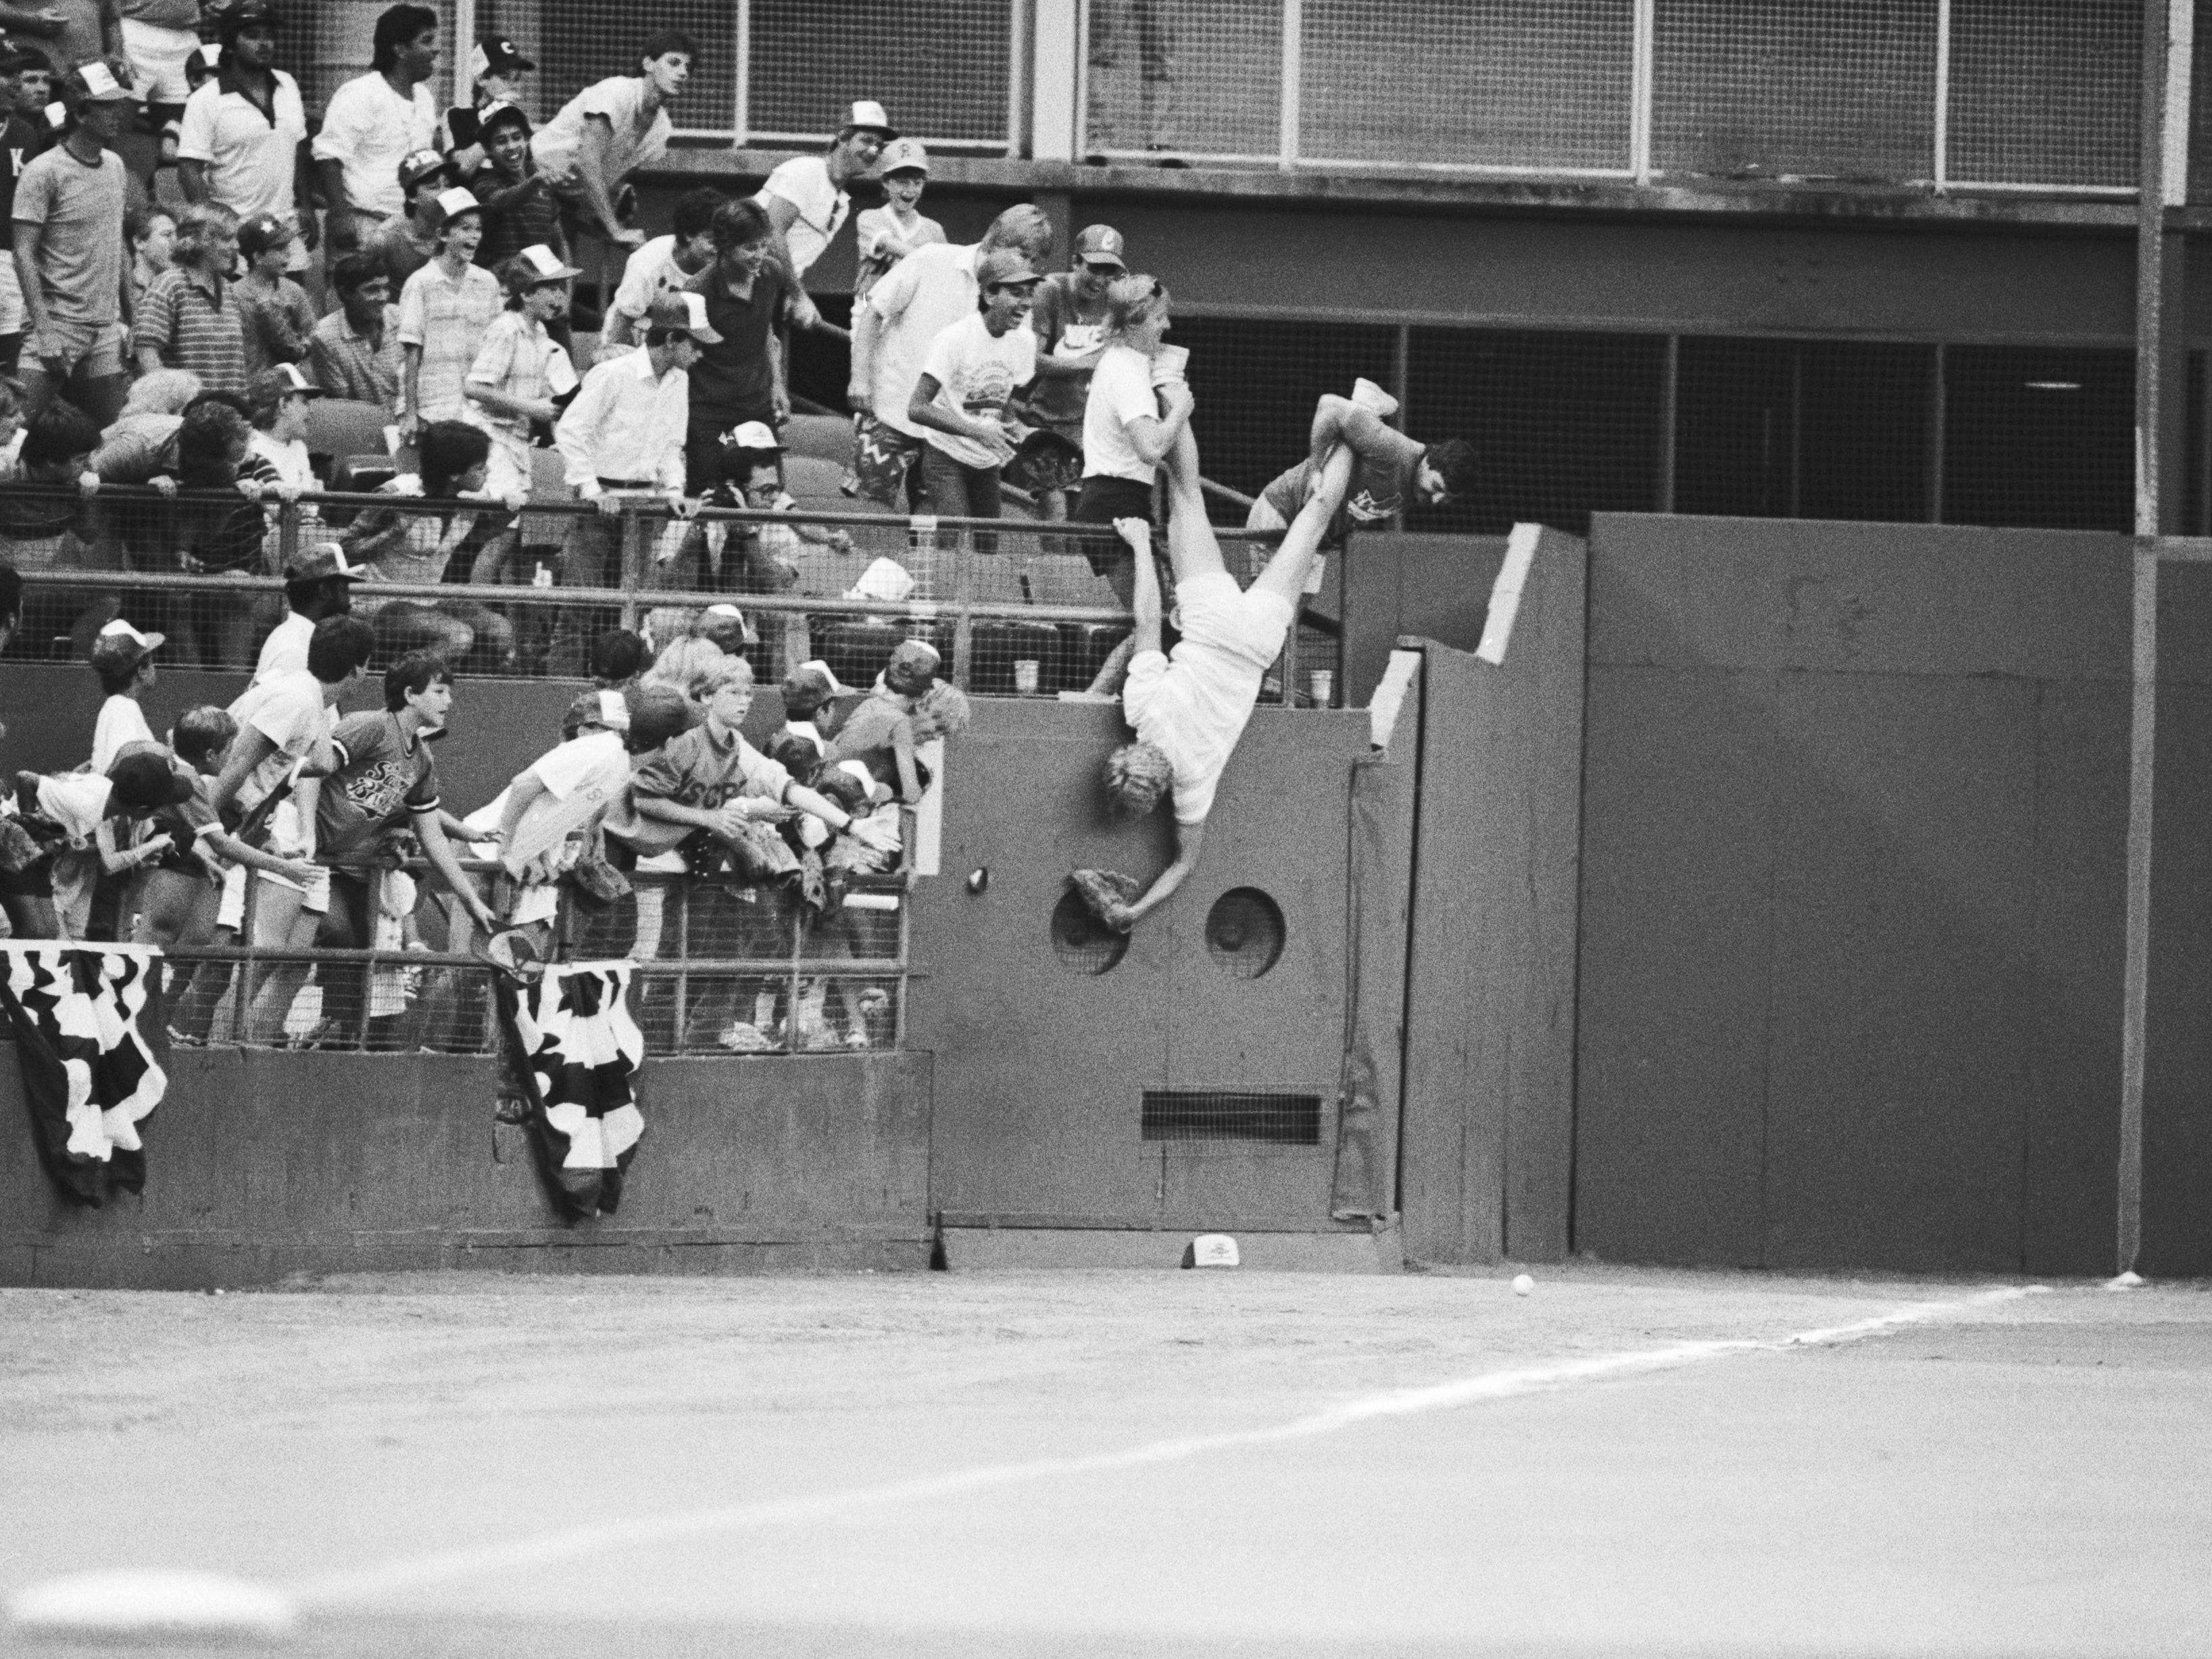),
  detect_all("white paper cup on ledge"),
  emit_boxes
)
[1150,344,1190,387]
[1013,658,1041,694]
[1307,668,1334,706]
